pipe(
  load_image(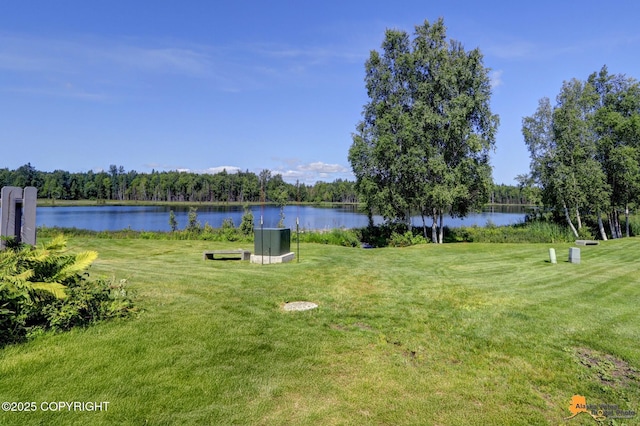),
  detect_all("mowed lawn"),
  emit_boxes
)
[1,237,639,425]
